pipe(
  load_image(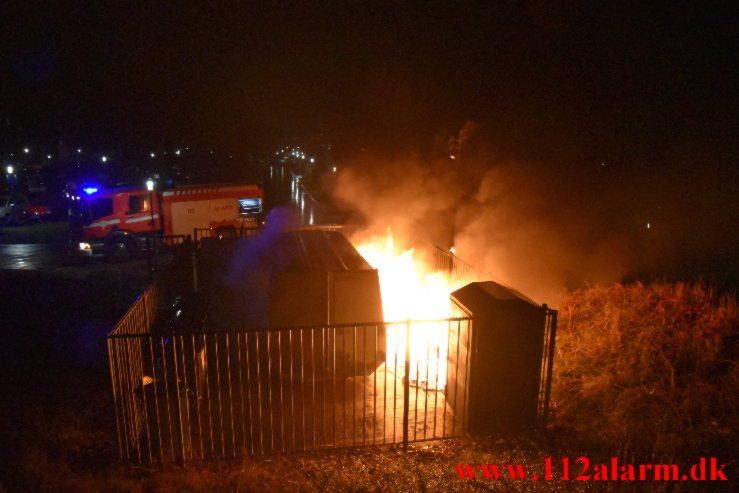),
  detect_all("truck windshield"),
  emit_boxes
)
[83,197,114,222]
